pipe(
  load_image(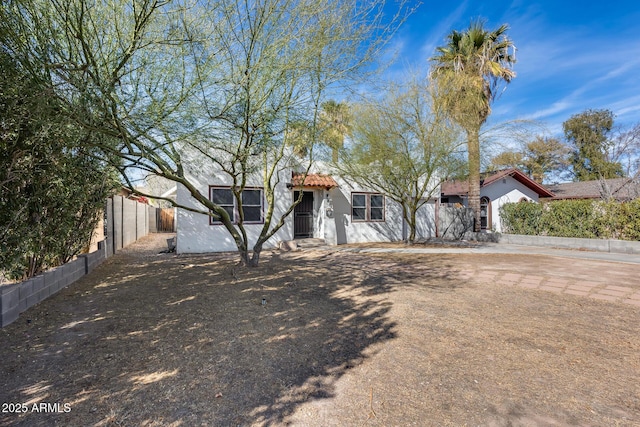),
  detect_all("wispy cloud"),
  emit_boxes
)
[526,50,640,121]
[609,95,640,124]
[528,100,573,121]
[418,1,469,60]
[382,1,640,135]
